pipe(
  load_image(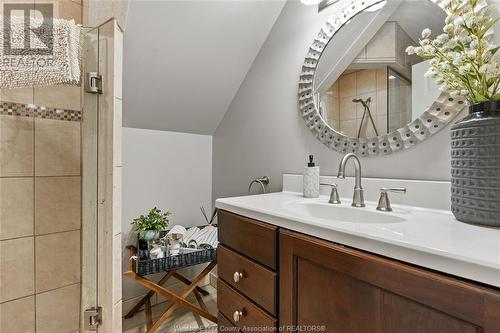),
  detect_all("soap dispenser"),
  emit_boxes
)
[303,155,320,198]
